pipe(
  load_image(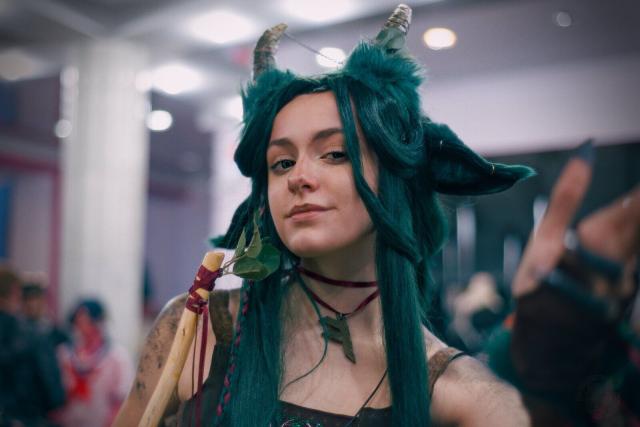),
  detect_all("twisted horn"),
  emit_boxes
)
[374,4,412,52]
[253,23,287,81]
[383,3,412,35]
